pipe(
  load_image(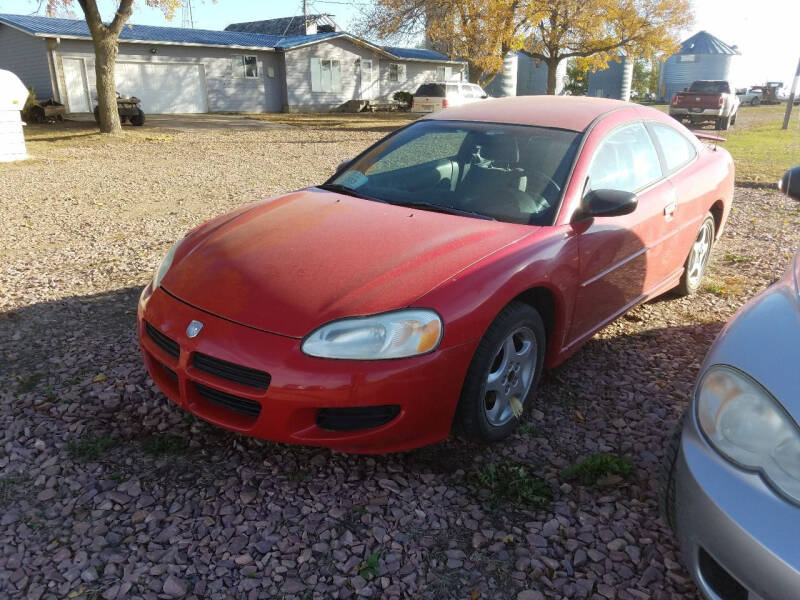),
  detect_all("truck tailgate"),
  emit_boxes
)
[673,92,723,109]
